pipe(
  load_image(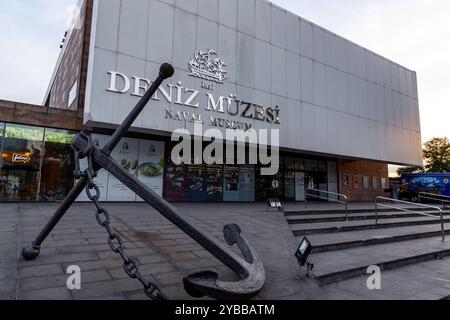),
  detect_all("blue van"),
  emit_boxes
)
[399,173,450,202]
